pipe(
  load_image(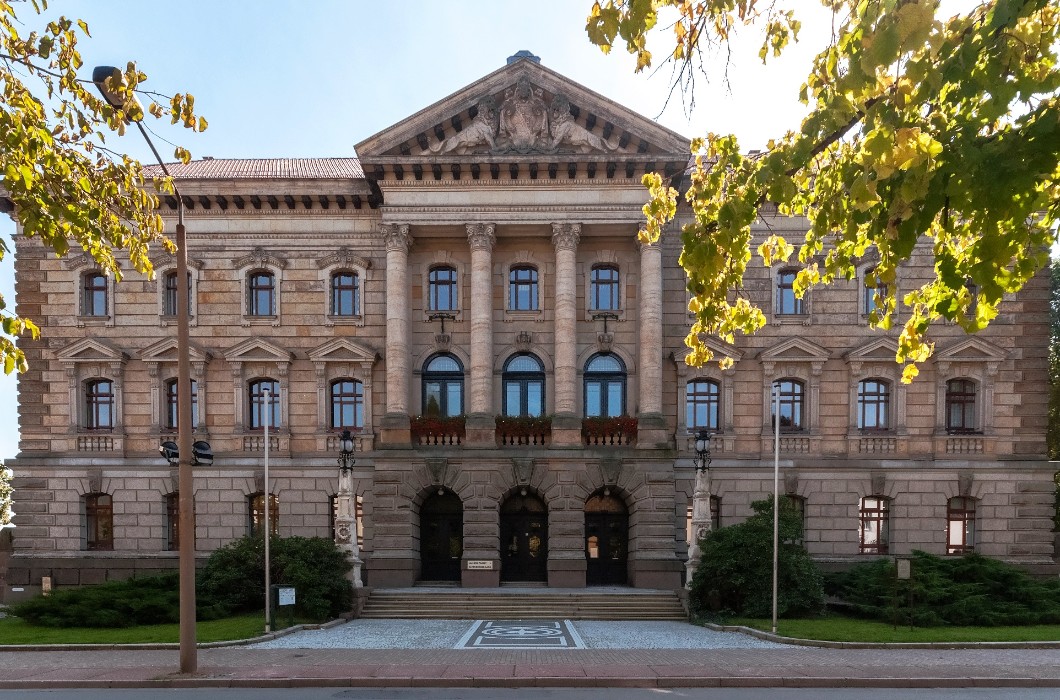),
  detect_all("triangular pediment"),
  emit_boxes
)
[760,337,831,363]
[57,337,128,364]
[223,338,293,364]
[934,337,1007,363]
[139,338,213,364]
[356,57,690,167]
[308,338,379,365]
[845,337,899,362]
